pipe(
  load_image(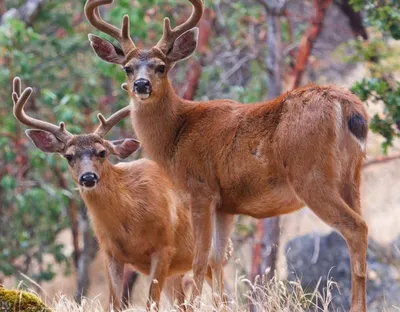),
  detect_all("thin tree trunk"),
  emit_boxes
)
[288,0,332,90]
[182,8,213,100]
[334,0,368,40]
[251,2,284,290]
[54,167,80,269]
[0,0,6,16]
[74,205,98,303]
